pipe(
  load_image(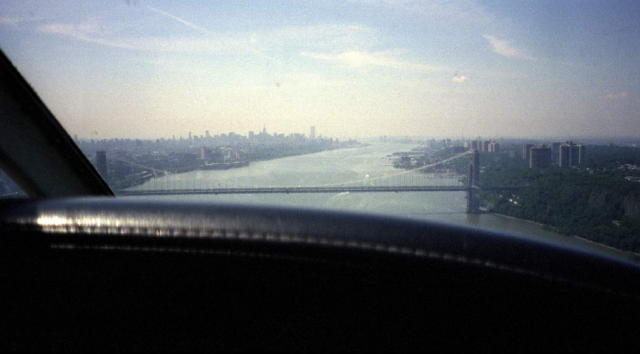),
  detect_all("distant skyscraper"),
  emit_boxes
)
[578,144,586,165]
[248,131,254,140]
[488,141,500,153]
[200,147,210,160]
[559,143,571,167]
[310,126,316,139]
[529,146,552,168]
[482,140,490,152]
[523,144,534,161]
[559,141,584,167]
[551,142,562,164]
[205,130,210,138]
[95,150,108,179]
[188,131,192,140]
